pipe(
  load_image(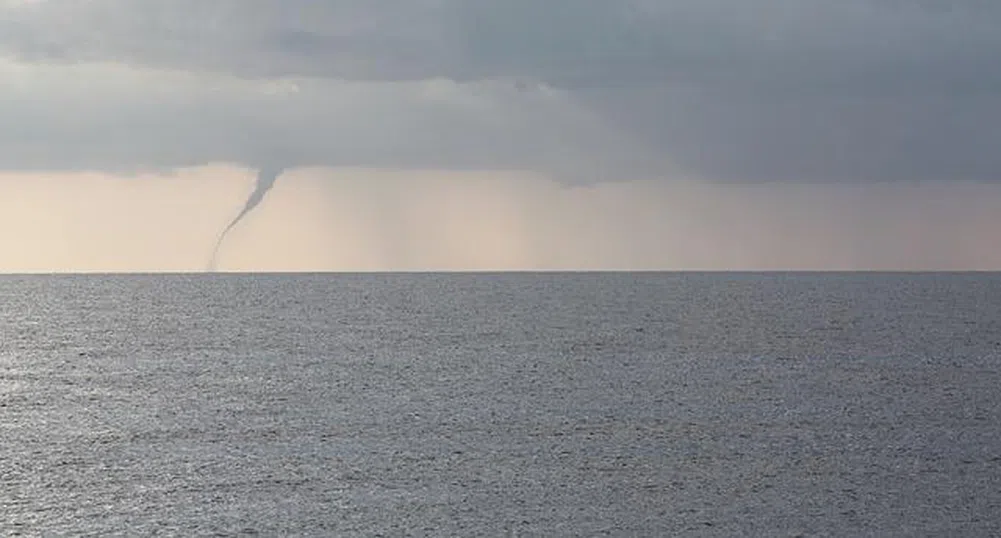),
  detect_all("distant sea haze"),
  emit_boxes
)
[5,168,1001,272]
[2,273,999,535]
